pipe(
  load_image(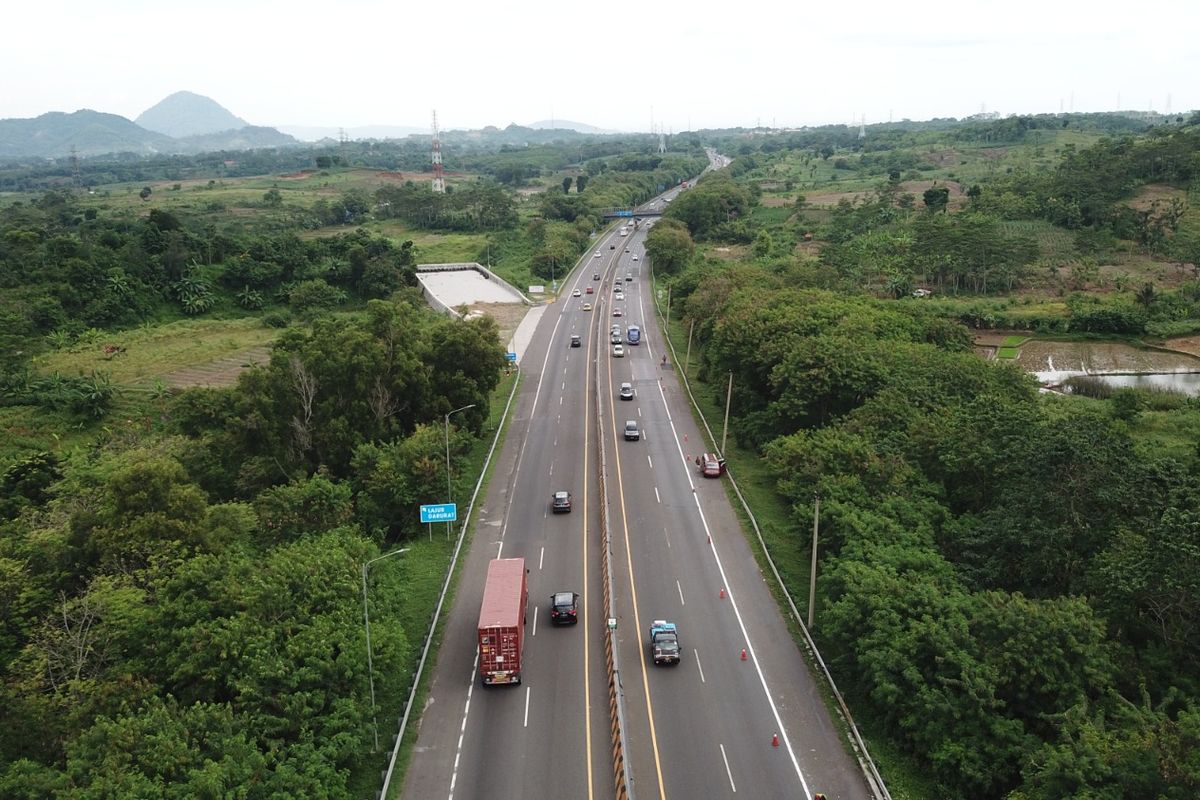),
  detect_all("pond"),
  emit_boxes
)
[1013,340,1200,396]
